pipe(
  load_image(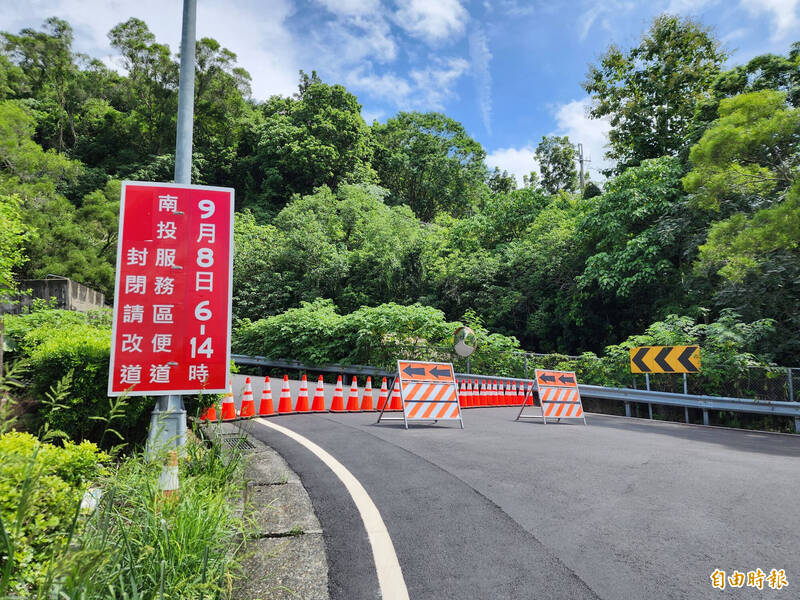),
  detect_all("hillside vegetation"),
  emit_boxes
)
[1,15,798,366]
